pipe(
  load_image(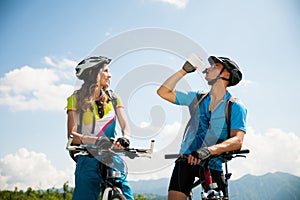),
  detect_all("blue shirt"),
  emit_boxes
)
[174,90,247,171]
